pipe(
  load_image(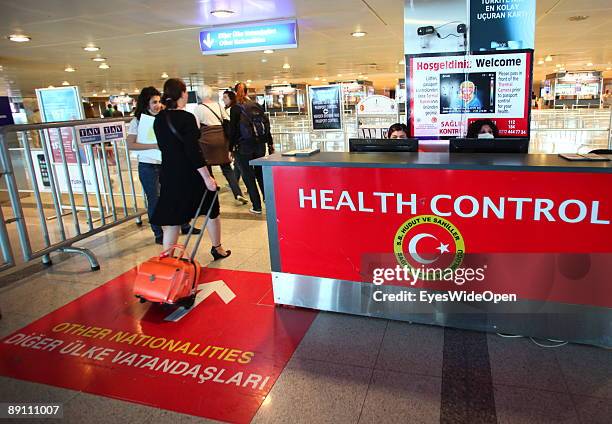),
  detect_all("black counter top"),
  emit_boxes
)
[251,152,612,173]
